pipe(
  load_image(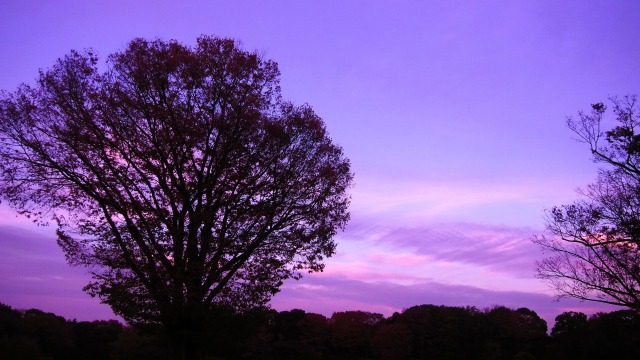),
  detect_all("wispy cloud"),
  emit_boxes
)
[339,217,544,280]
[349,173,584,227]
